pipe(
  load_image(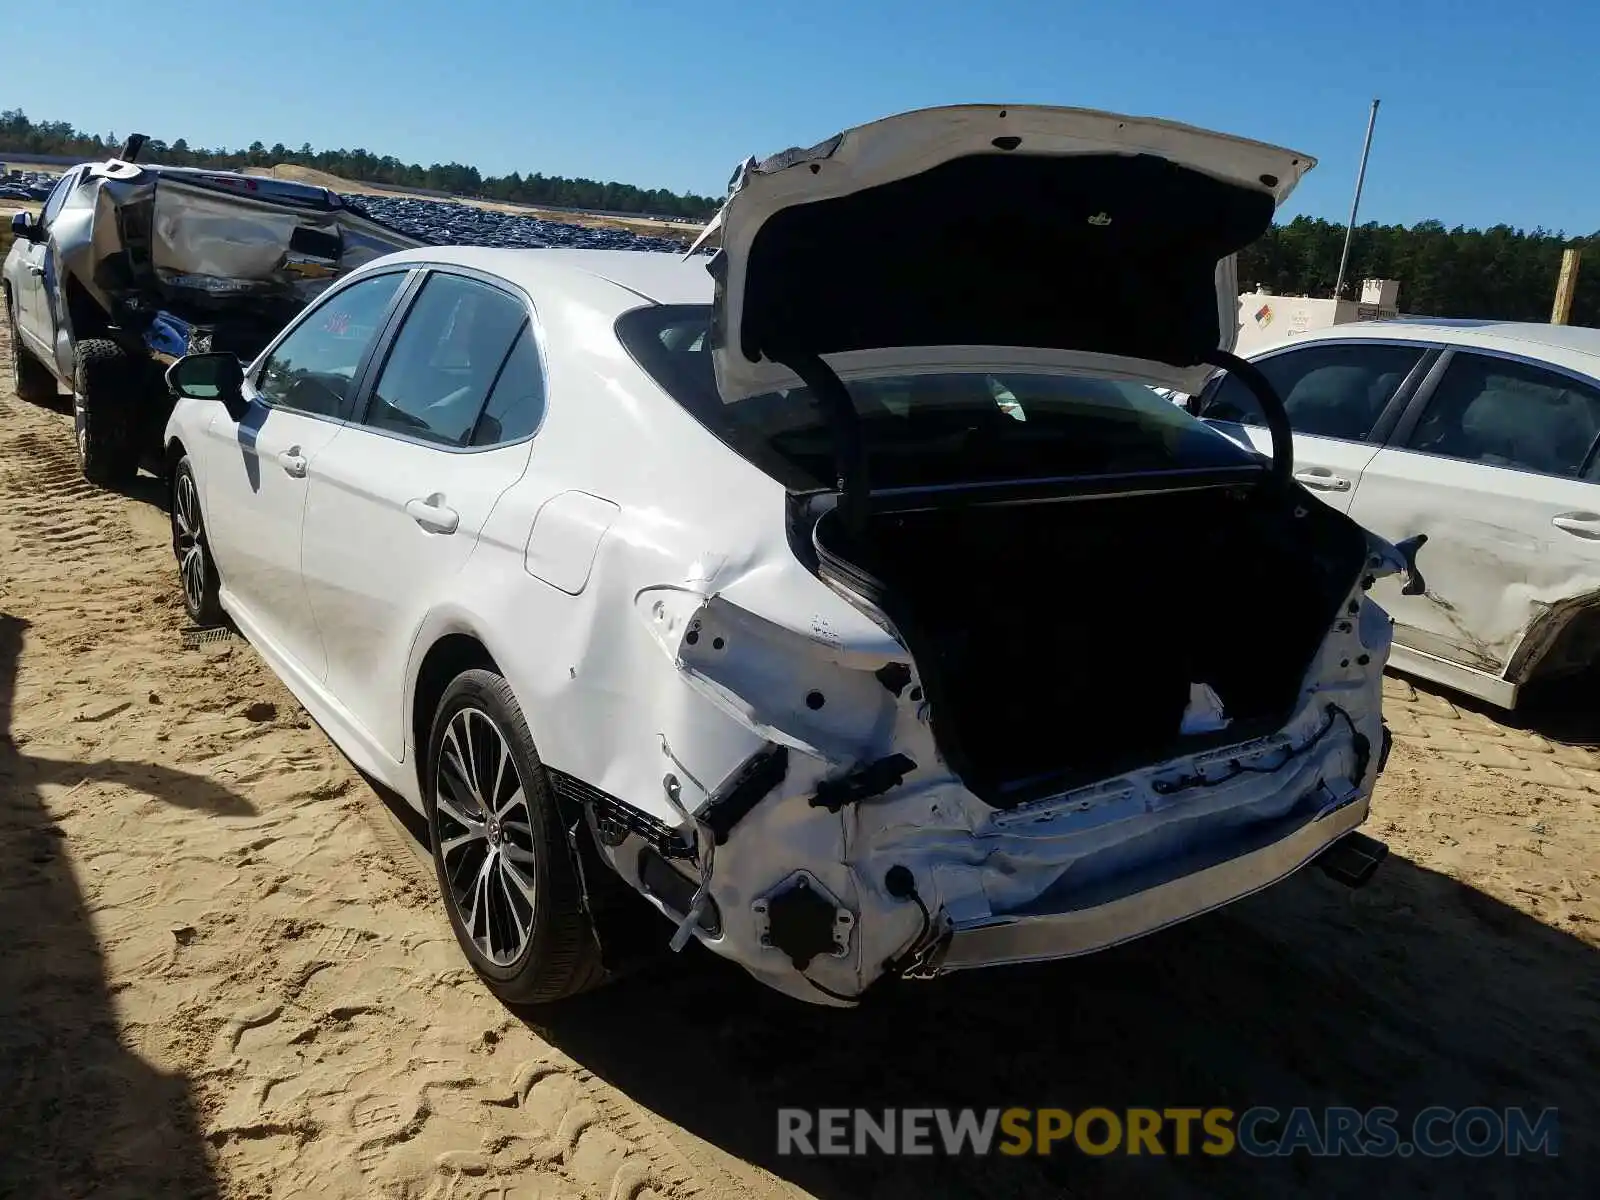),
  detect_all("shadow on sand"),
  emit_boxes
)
[0,612,255,1198]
